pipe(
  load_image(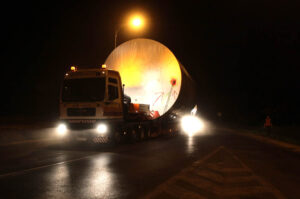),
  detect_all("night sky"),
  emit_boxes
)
[2,0,299,125]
